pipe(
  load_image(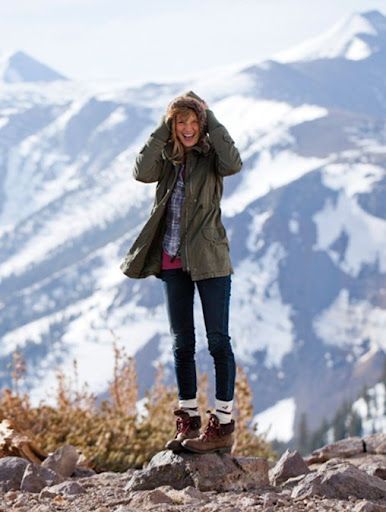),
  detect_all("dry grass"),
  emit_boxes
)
[0,346,275,471]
